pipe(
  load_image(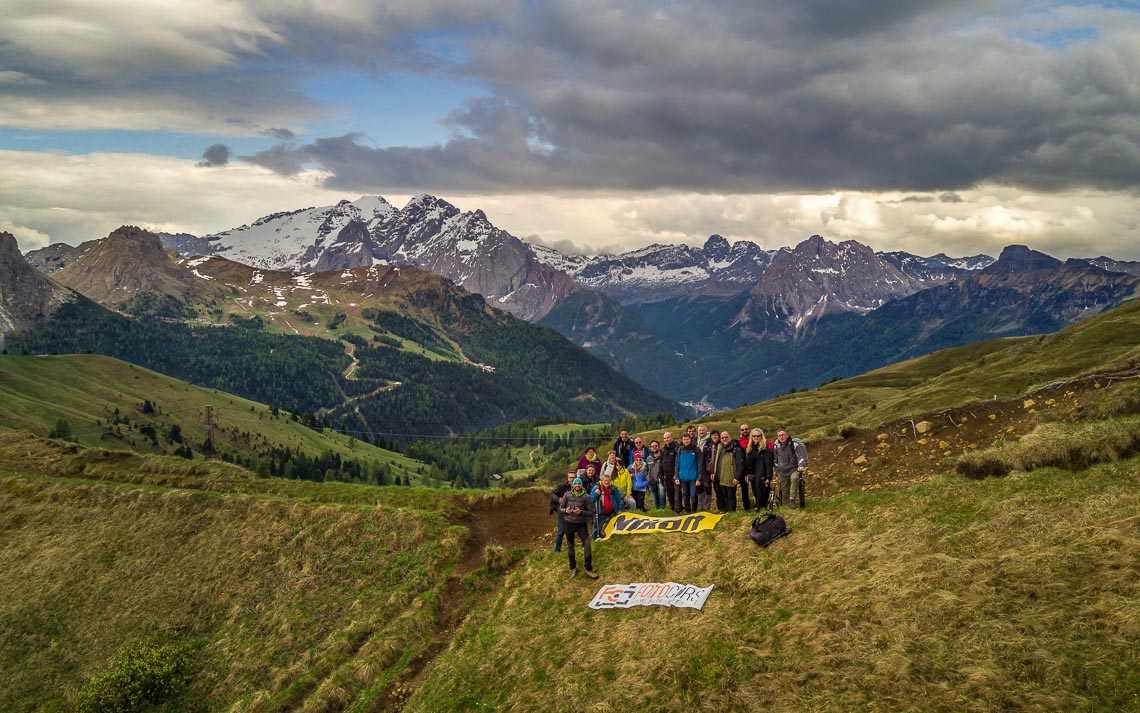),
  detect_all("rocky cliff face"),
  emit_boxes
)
[0,232,75,347]
[52,226,195,303]
[49,226,227,317]
[23,240,98,273]
[1086,256,1140,276]
[373,198,581,320]
[737,235,926,338]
